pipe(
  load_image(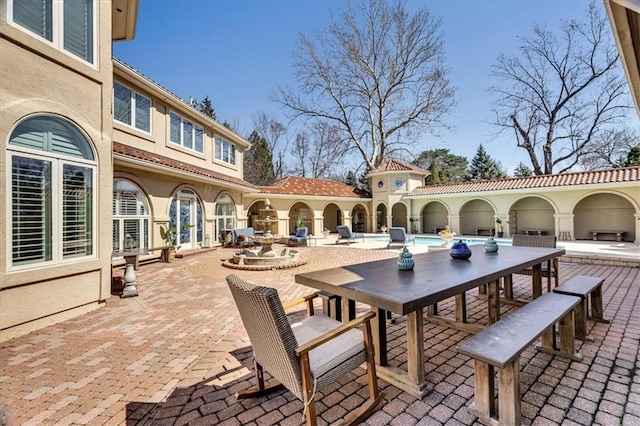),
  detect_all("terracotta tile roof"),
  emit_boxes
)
[259,176,370,198]
[406,166,640,196]
[113,142,257,189]
[367,158,428,175]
